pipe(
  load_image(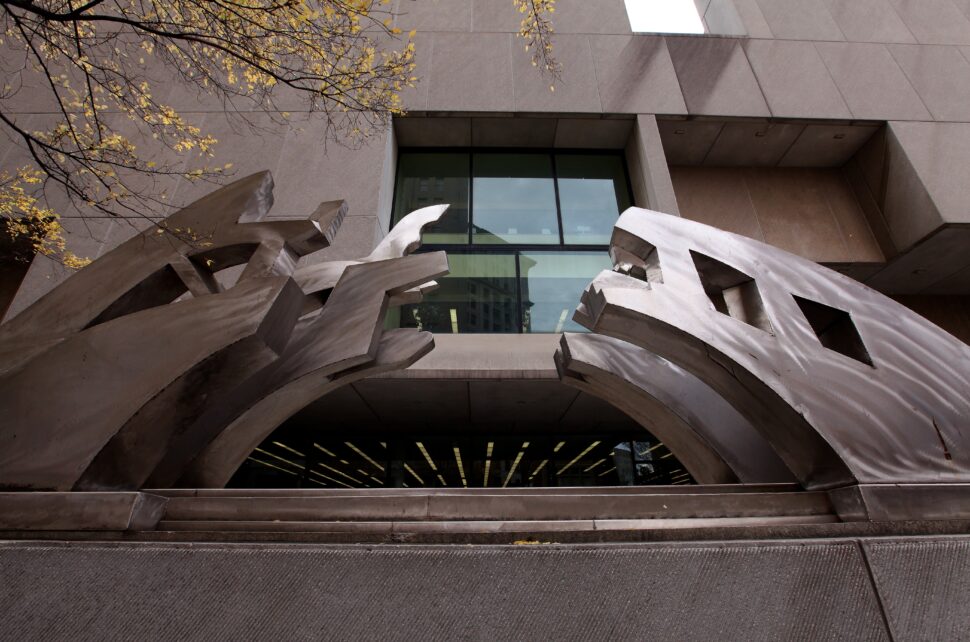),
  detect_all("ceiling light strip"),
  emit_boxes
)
[253,447,304,472]
[557,441,601,476]
[317,461,364,485]
[529,459,549,479]
[583,458,607,473]
[416,442,438,471]
[597,466,617,477]
[309,469,353,489]
[272,441,305,458]
[247,457,299,476]
[404,463,425,486]
[483,441,494,487]
[313,443,337,457]
[345,441,385,472]
[454,447,467,488]
[502,442,530,488]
